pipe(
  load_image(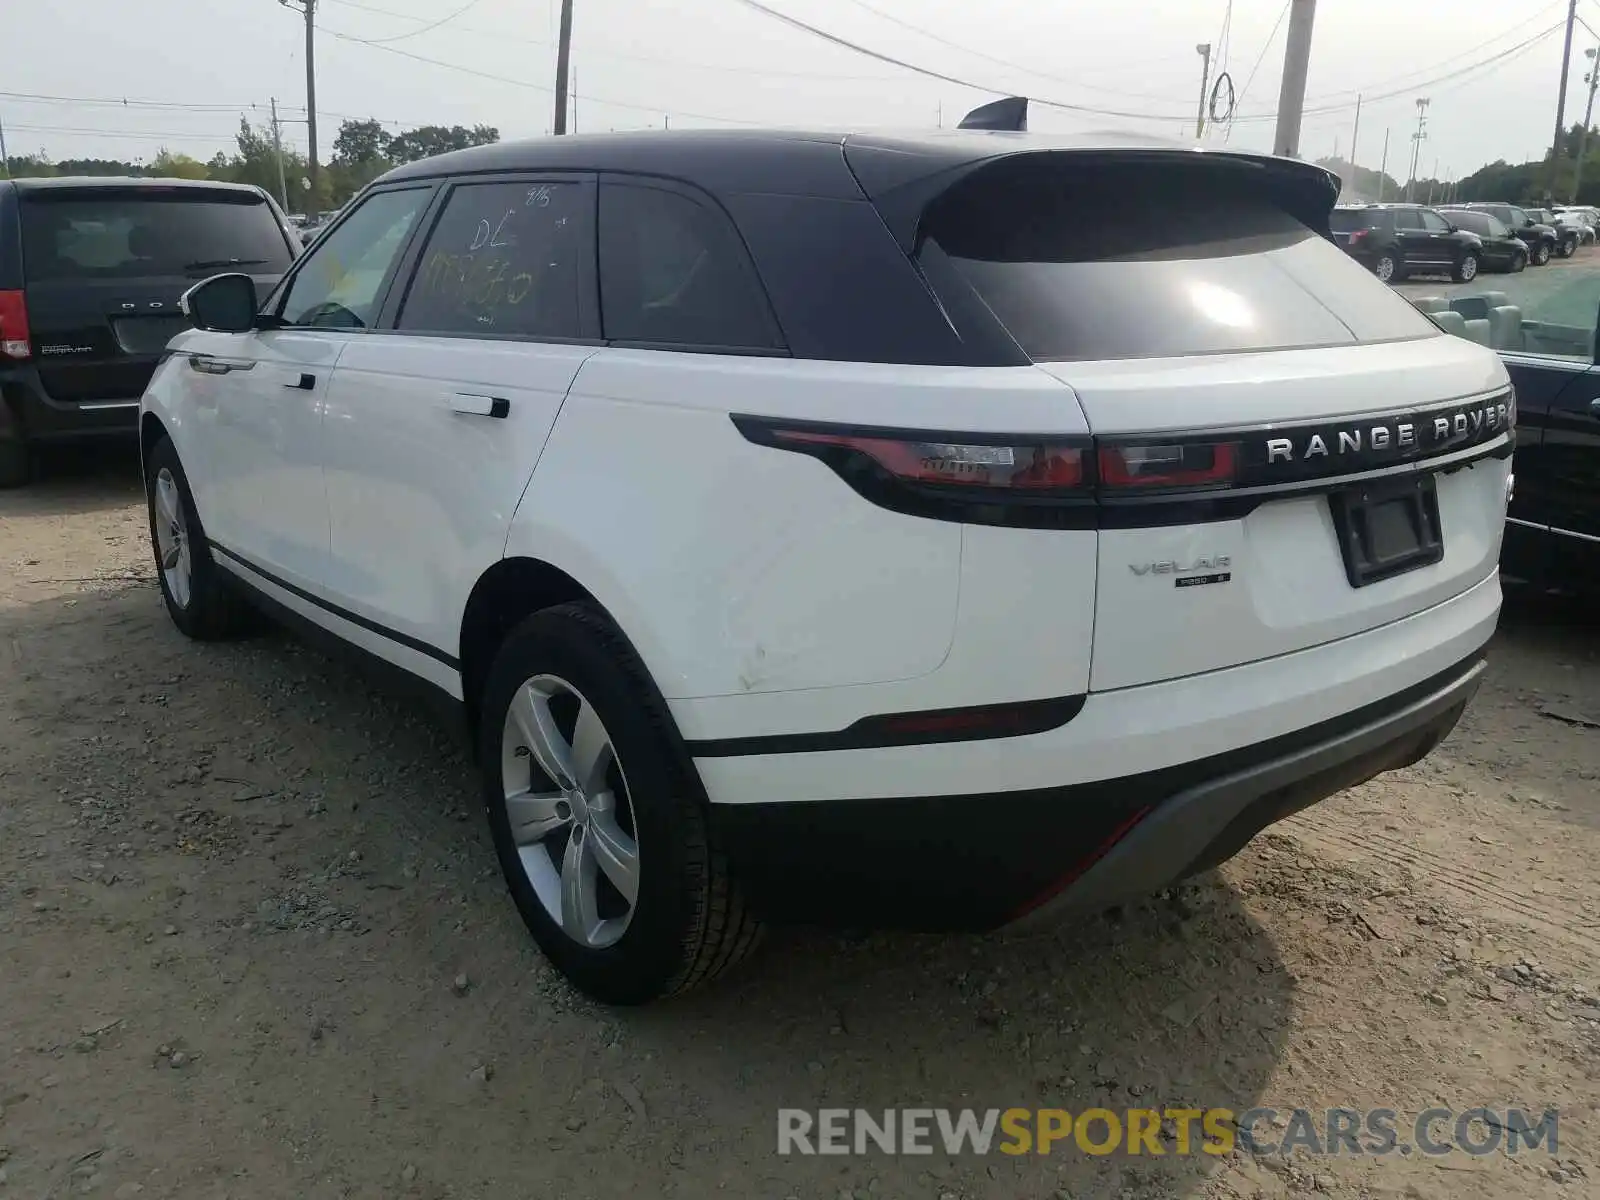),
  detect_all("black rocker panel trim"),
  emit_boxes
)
[208,540,461,670]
